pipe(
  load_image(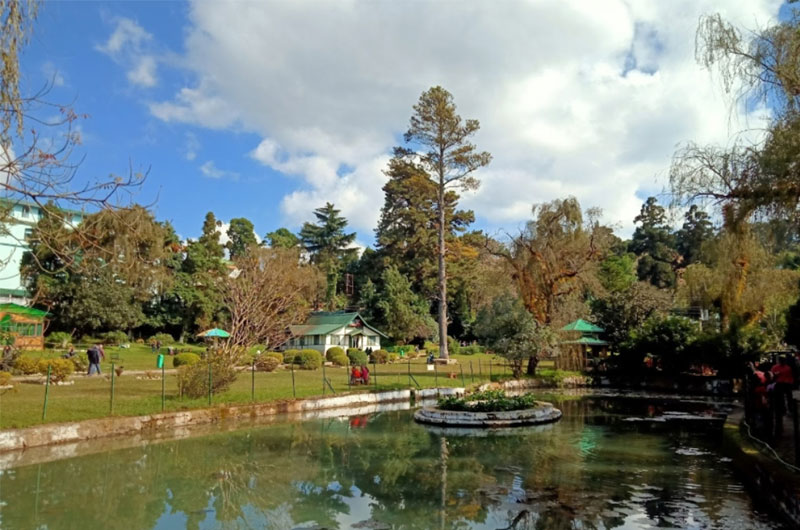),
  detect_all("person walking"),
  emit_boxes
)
[87,345,101,375]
